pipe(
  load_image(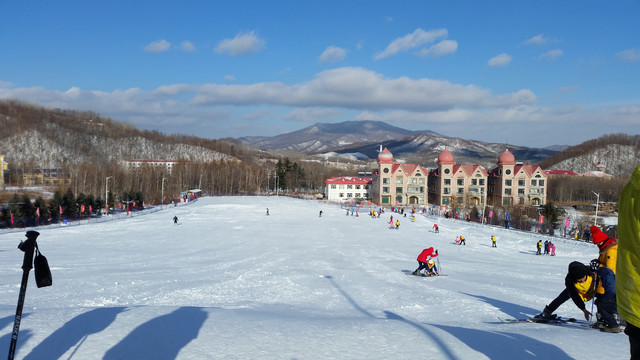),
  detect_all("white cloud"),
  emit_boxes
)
[144,39,171,53]
[374,28,448,60]
[0,81,12,89]
[524,34,549,45]
[616,48,640,62]
[215,31,266,56]
[488,53,512,67]
[190,66,535,111]
[283,108,341,122]
[224,75,236,82]
[539,49,563,61]
[319,46,347,63]
[180,41,196,52]
[417,40,458,57]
